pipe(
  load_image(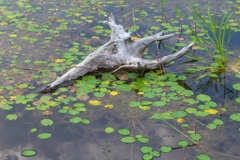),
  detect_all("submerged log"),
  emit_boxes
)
[39,14,195,93]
